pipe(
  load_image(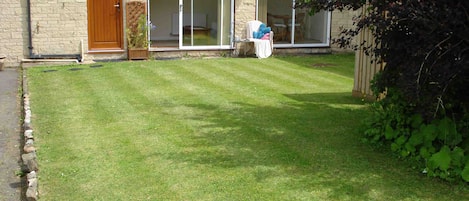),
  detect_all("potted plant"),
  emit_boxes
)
[126,14,149,60]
